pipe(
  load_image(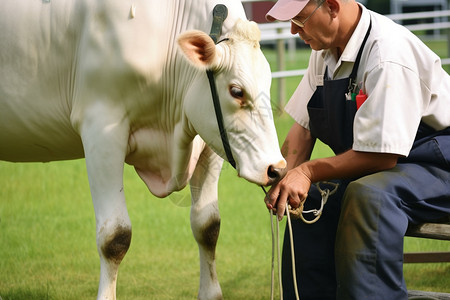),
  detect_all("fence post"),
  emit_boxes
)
[276,27,286,110]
